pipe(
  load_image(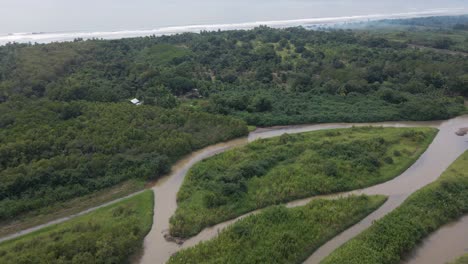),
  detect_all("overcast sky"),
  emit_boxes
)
[1,0,467,34]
